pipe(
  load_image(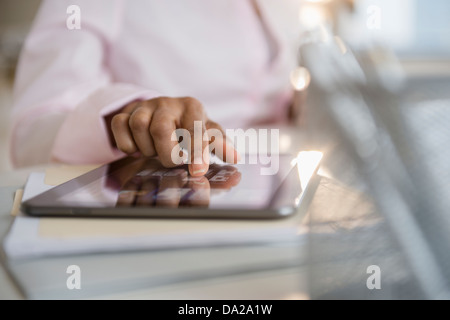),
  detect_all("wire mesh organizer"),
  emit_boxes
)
[299,35,450,299]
